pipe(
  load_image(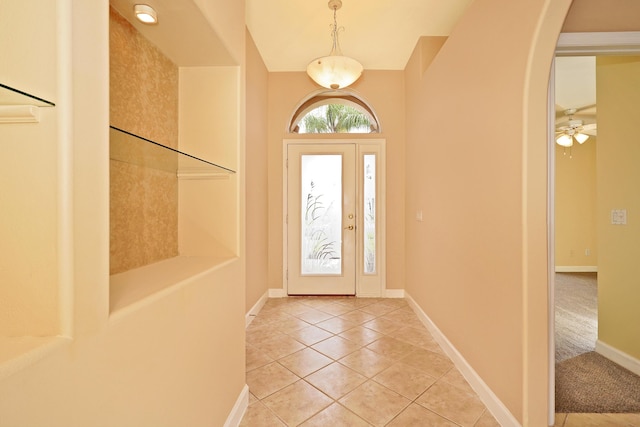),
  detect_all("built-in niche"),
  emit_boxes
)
[108,5,238,313]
